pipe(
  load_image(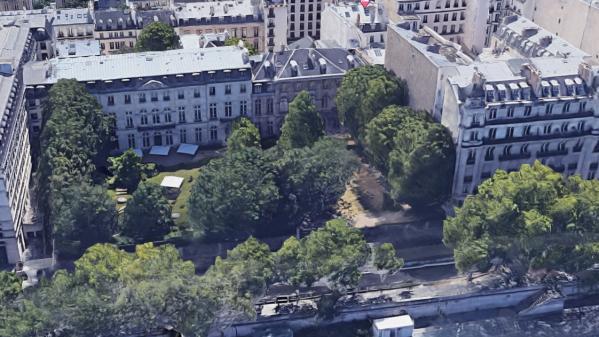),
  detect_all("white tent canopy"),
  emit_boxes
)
[160,176,184,189]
